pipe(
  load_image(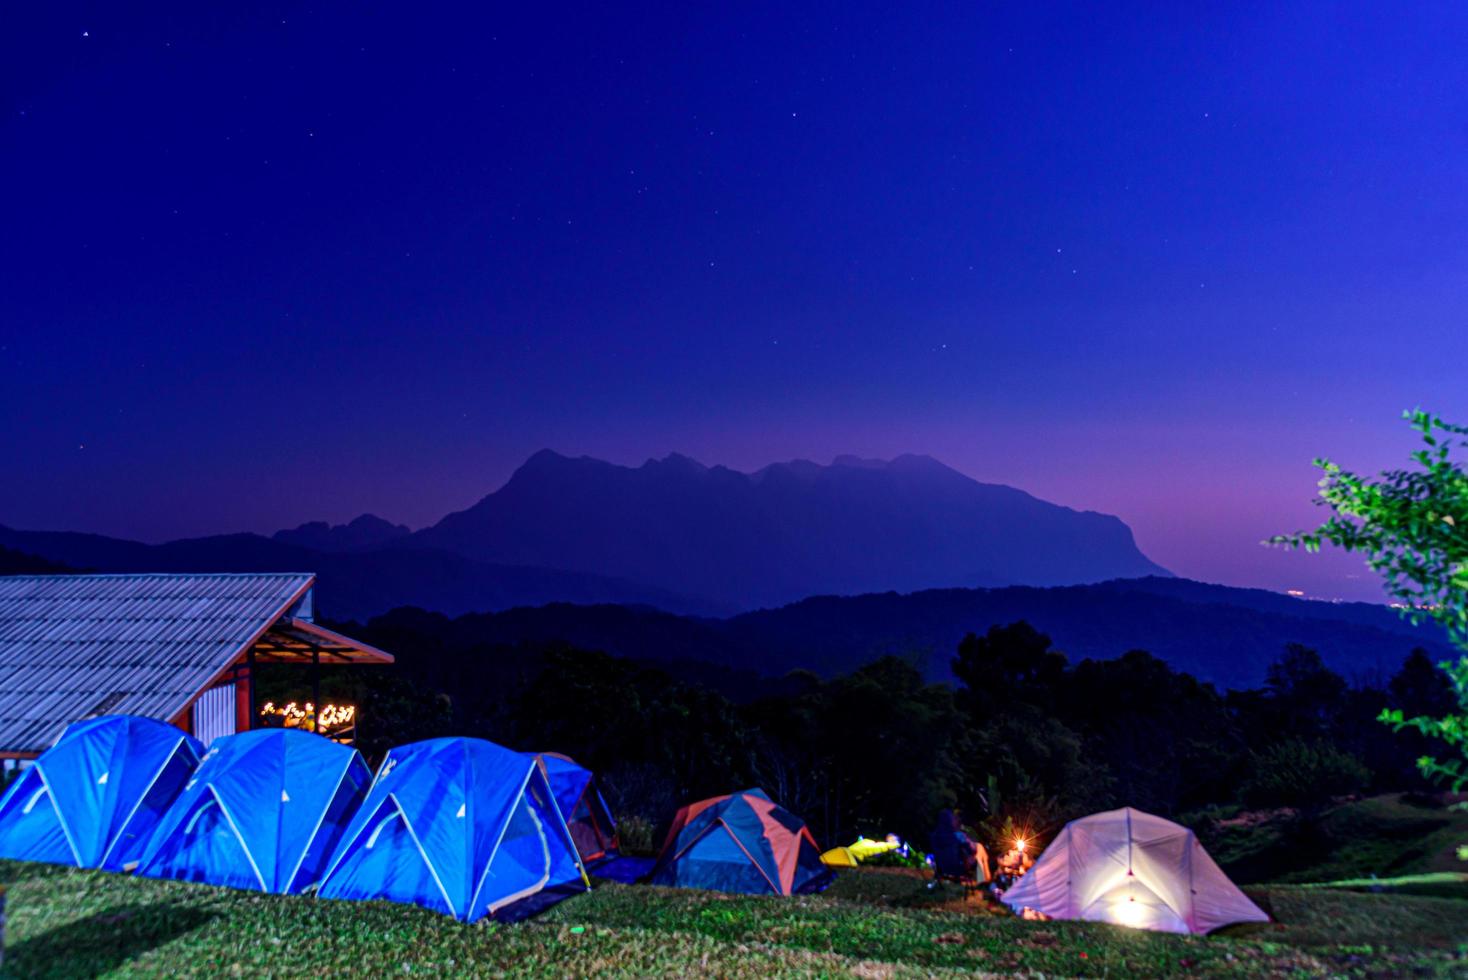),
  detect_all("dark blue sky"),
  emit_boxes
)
[3,3,1465,600]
